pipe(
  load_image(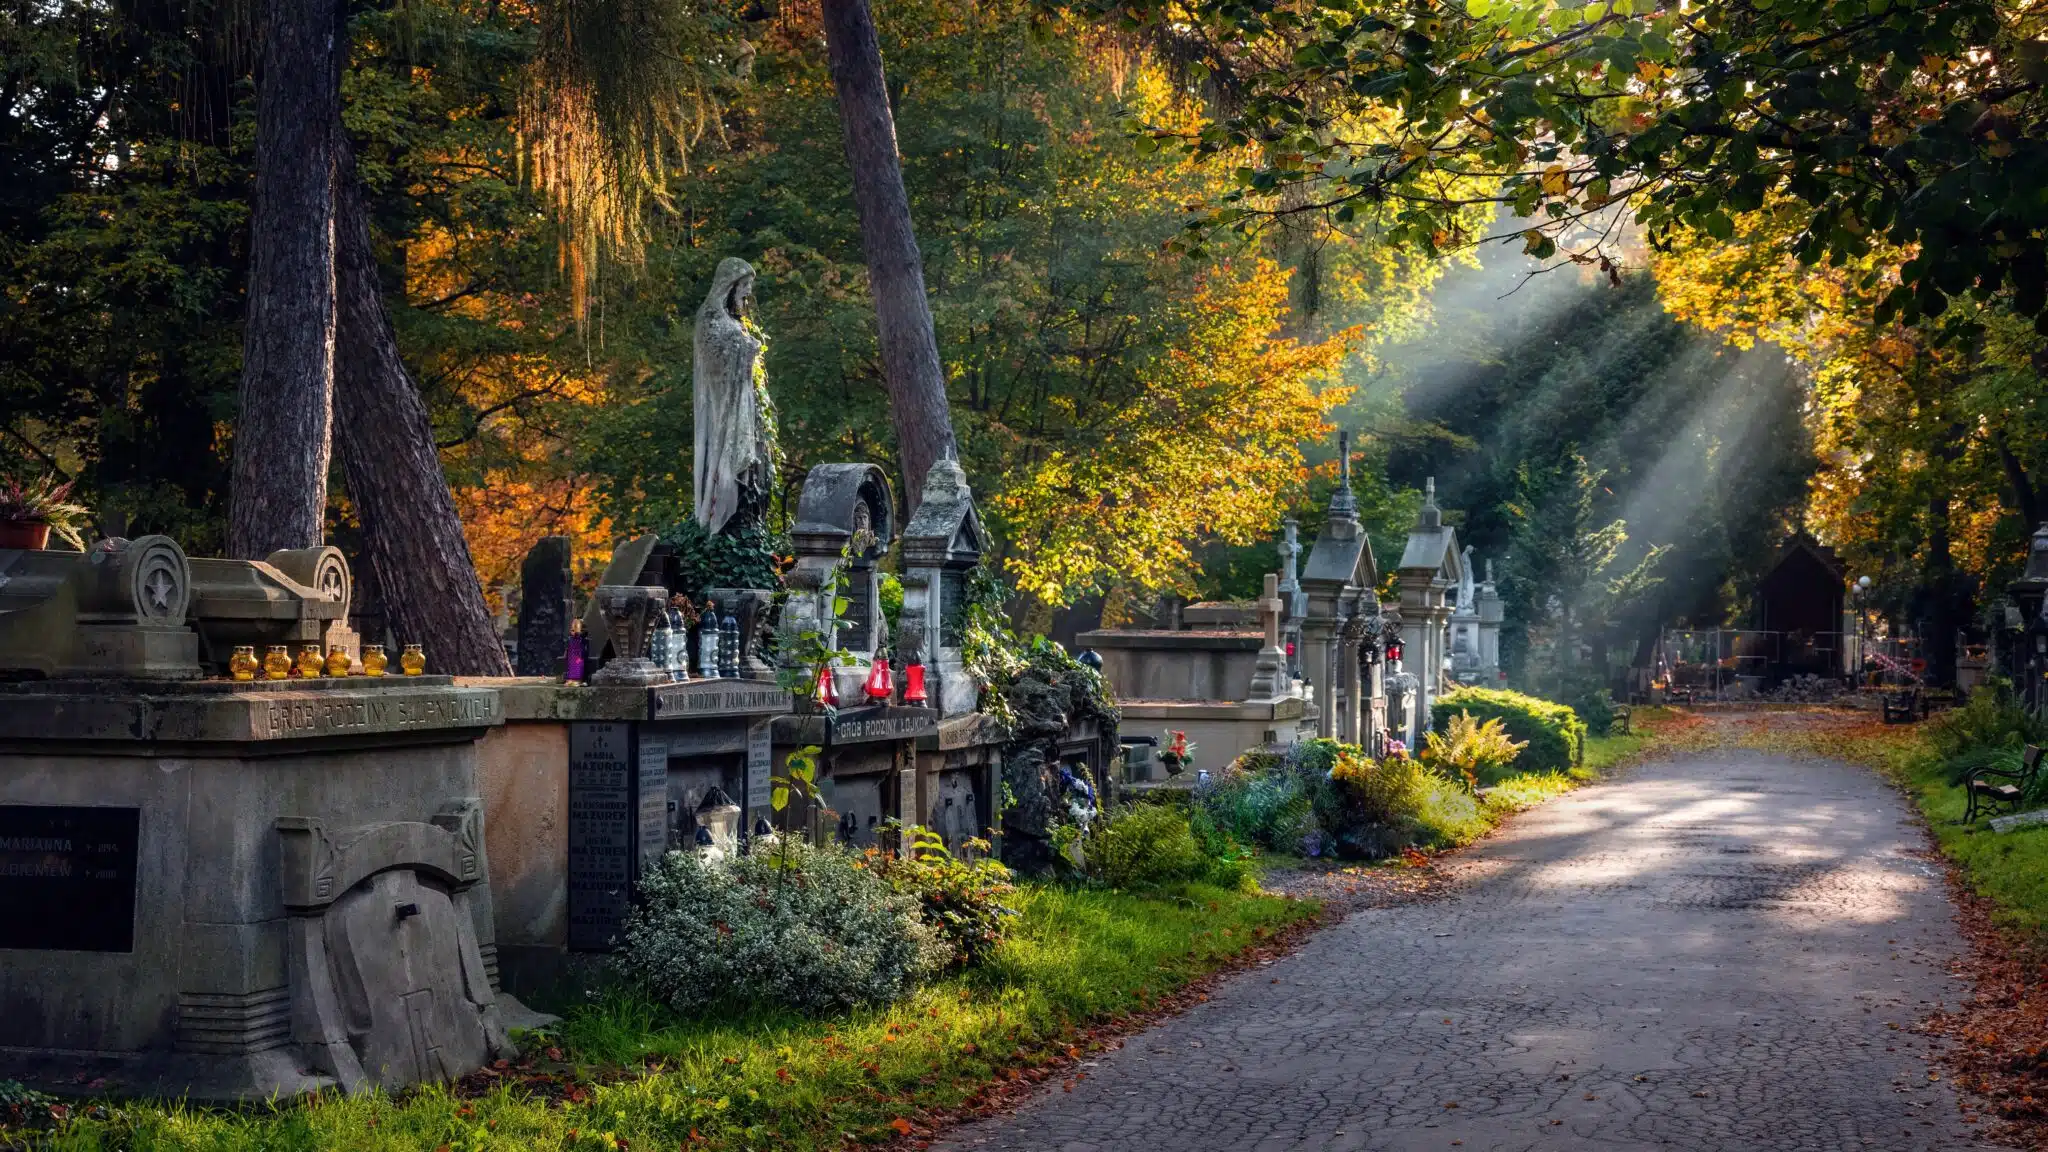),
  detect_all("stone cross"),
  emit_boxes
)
[1247,573,1288,701]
